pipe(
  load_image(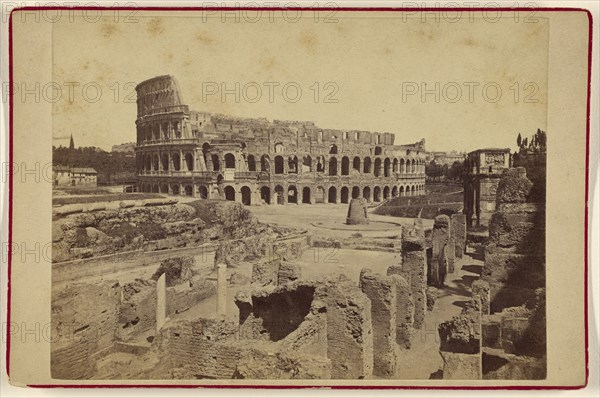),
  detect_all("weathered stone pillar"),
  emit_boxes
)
[430,215,450,287]
[217,263,227,317]
[156,273,166,333]
[401,236,427,329]
[388,273,414,349]
[451,214,467,258]
[360,269,397,378]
